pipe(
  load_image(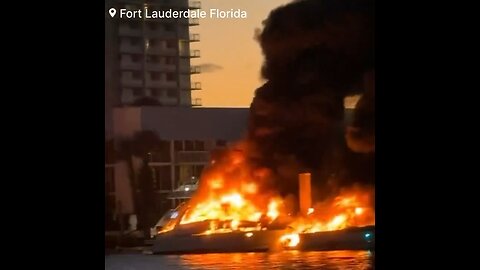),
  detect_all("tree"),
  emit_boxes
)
[116,130,162,235]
